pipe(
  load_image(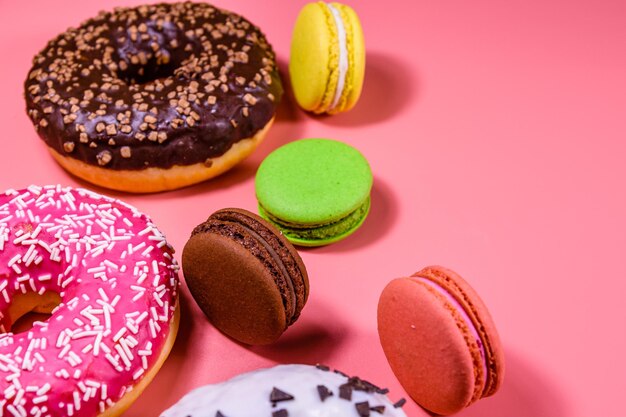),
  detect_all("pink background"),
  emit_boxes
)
[1,0,625,415]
